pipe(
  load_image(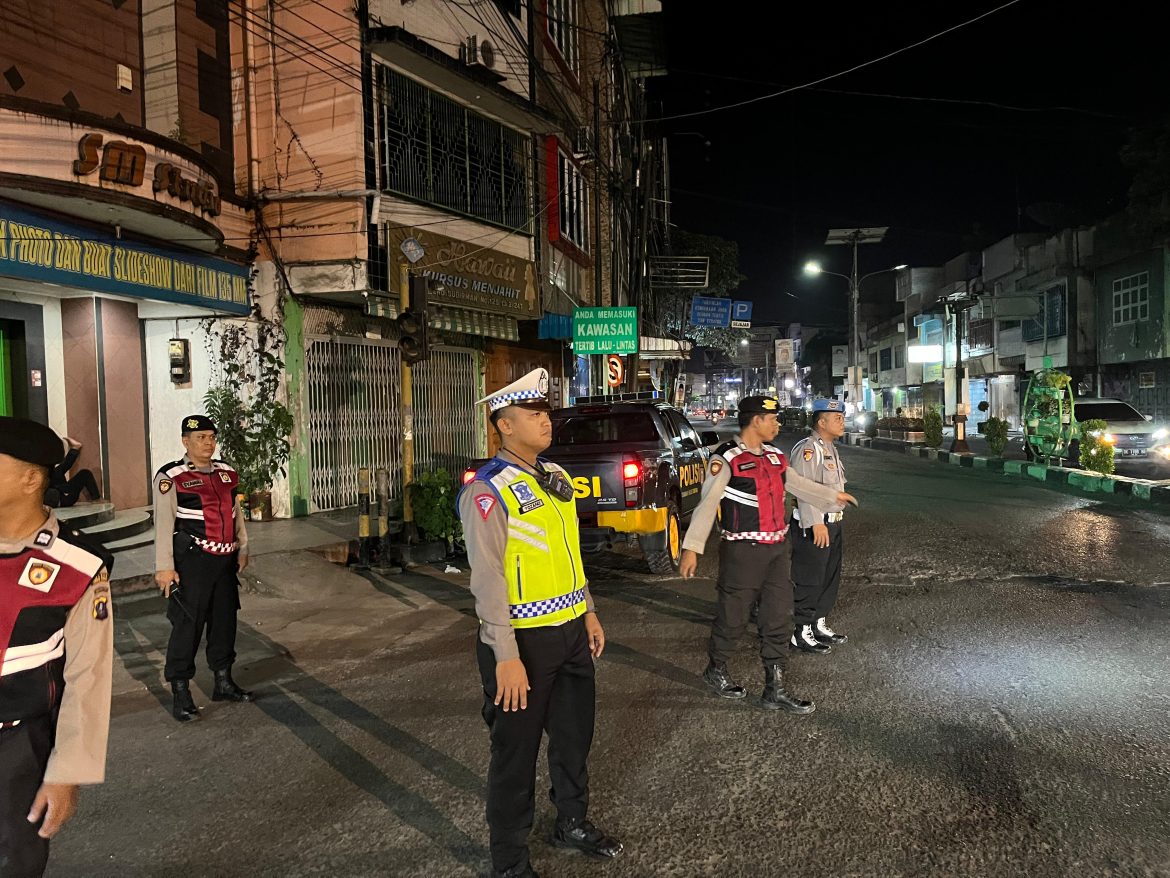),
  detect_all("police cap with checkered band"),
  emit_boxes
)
[476,368,553,414]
